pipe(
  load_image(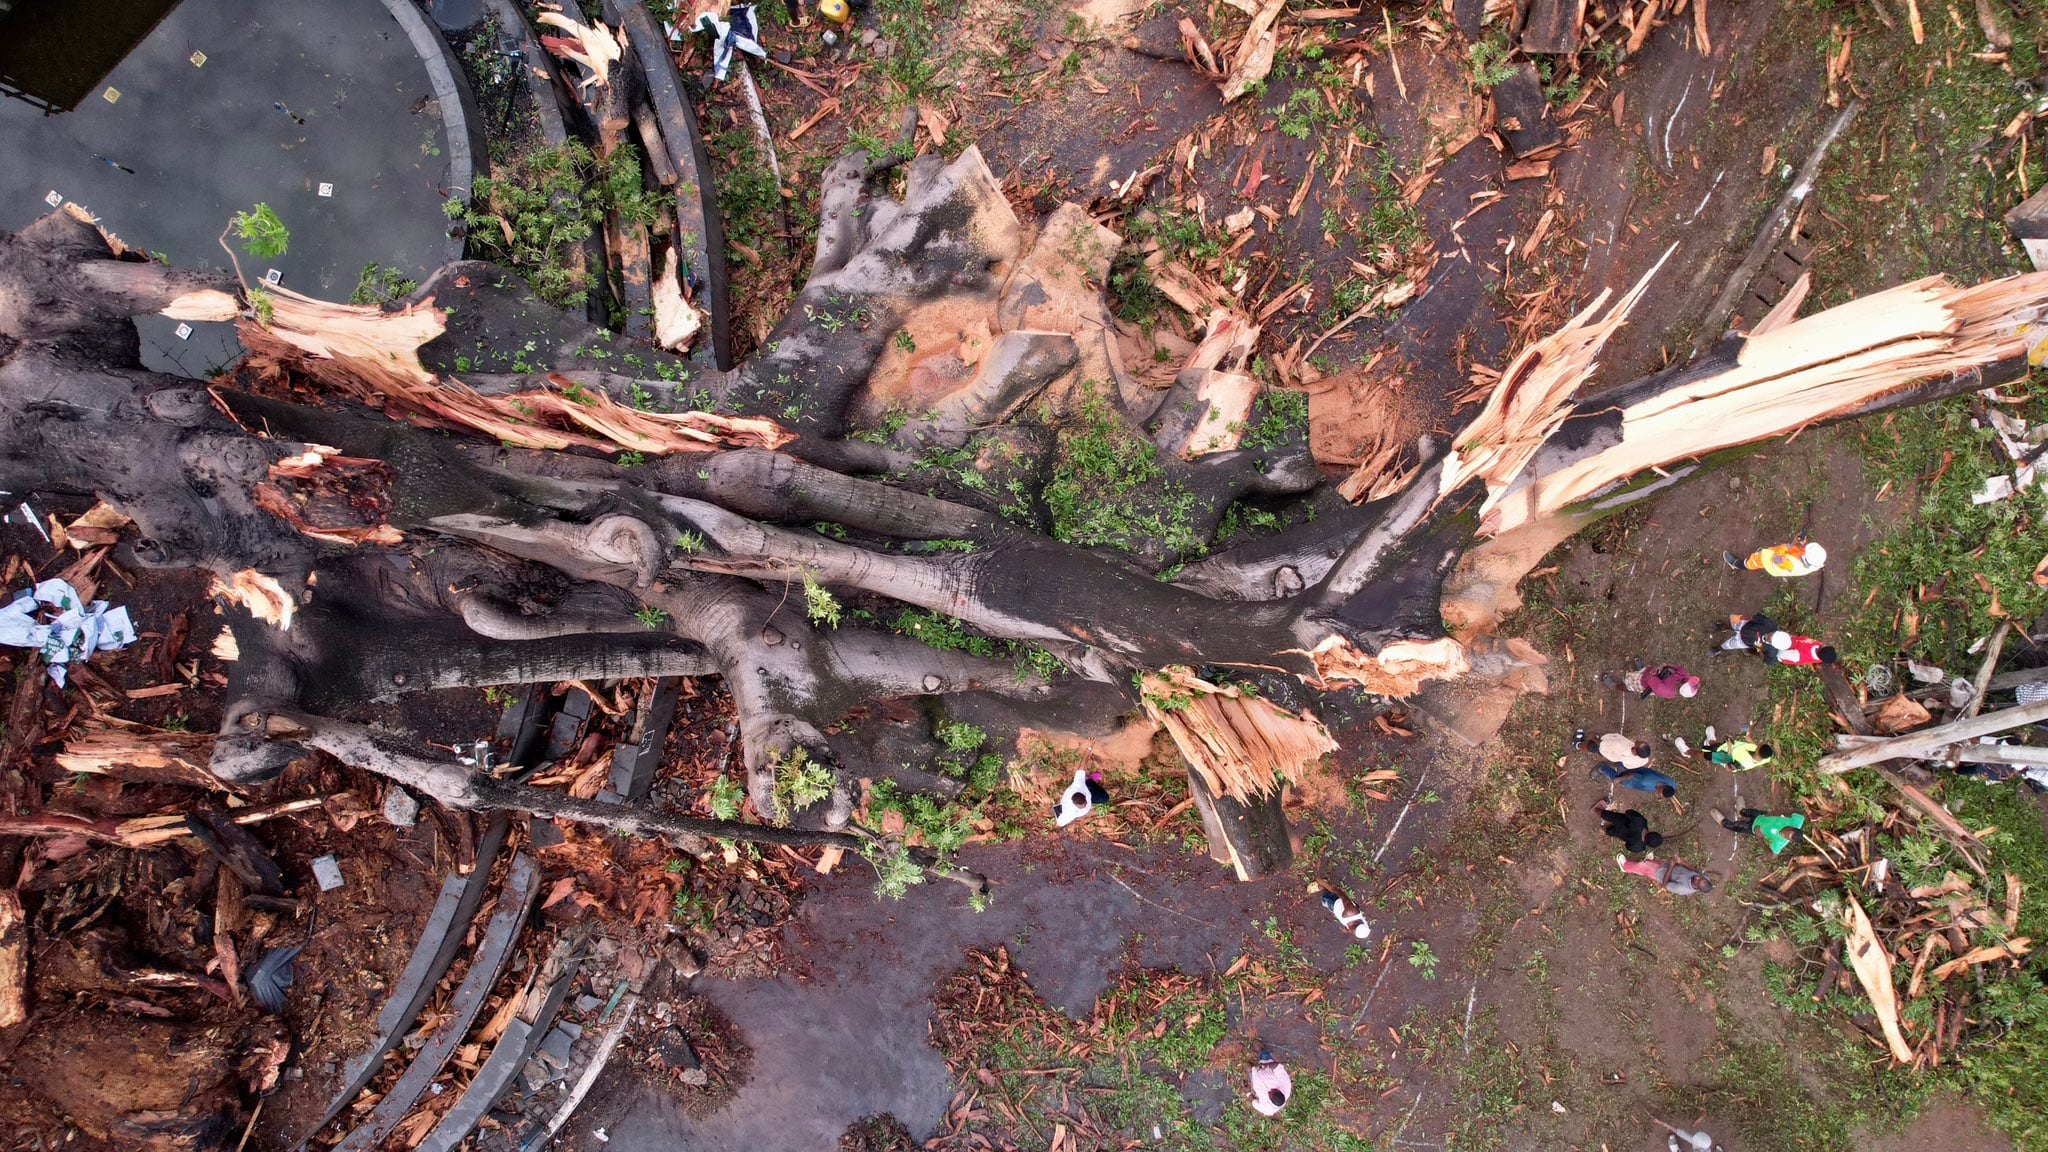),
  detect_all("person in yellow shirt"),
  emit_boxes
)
[1724,532,1826,577]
